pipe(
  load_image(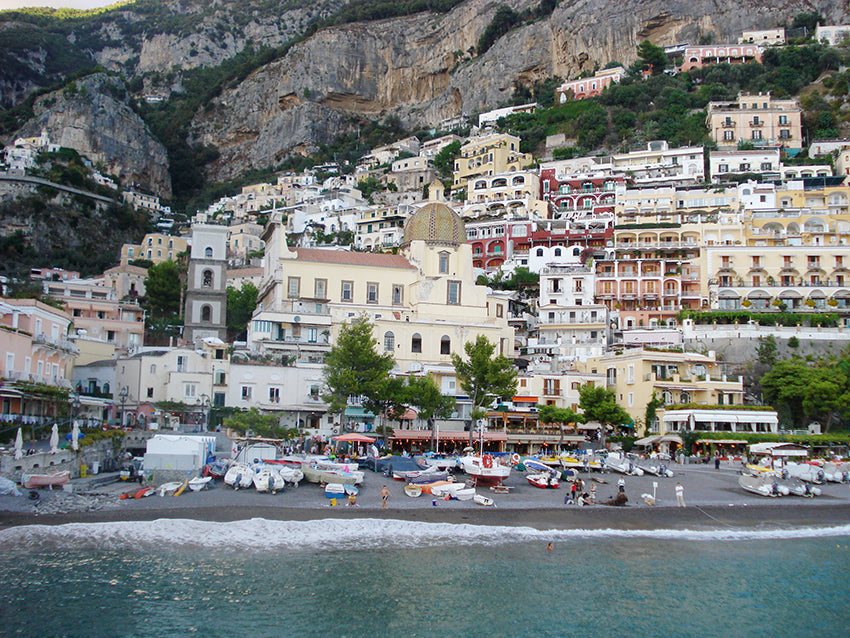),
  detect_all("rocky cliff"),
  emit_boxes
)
[15,74,172,197]
[189,0,850,182]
